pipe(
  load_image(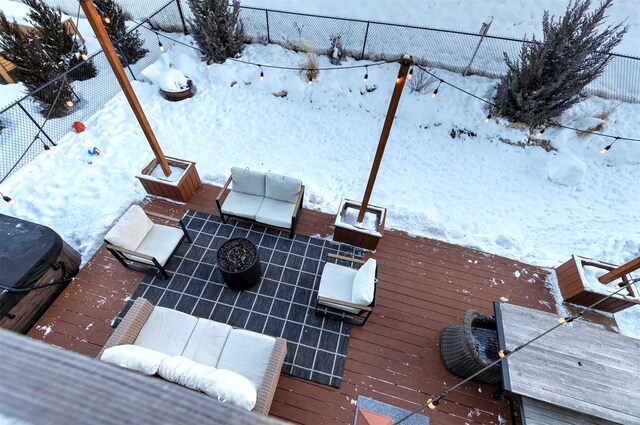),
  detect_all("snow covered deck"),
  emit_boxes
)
[25,183,617,425]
